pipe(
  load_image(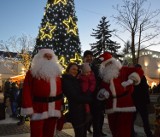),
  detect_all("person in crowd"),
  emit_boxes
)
[10,82,19,118]
[62,62,92,137]
[3,78,11,108]
[79,62,96,131]
[83,50,107,137]
[97,52,144,137]
[21,48,63,137]
[17,82,26,125]
[132,64,153,137]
